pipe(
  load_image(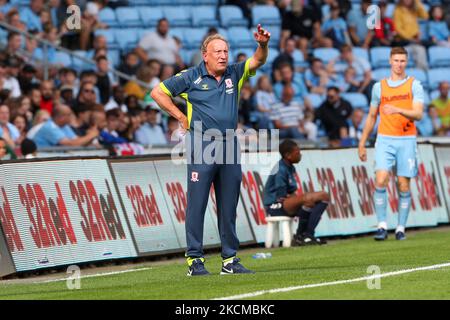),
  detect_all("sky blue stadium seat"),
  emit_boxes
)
[406,68,428,89]
[113,29,139,51]
[71,50,88,71]
[430,89,440,101]
[313,48,340,64]
[249,69,265,87]
[251,5,281,27]
[428,46,450,68]
[137,28,152,41]
[197,0,218,4]
[163,7,191,27]
[169,28,186,44]
[184,28,208,49]
[219,5,248,28]
[94,29,118,49]
[306,93,325,109]
[139,7,164,28]
[341,92,369,110]
[423,90,431,106]
[53,52,72,66]
[268,26,281,47]
[116,7,142,28]
[428,68,450,90]
[108,49,121,67]
[98,8,119,28]
[180,48,195,66]
[353,47,369,62]
[227,27,254,48]
[370,46,390,68]
[261,47,279,72]
[371,68,391,81]
[293,49,308,68]
[192,6,219,28]
[385,3,395,18]
[128,0,152,6]
[419,20,428,41]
